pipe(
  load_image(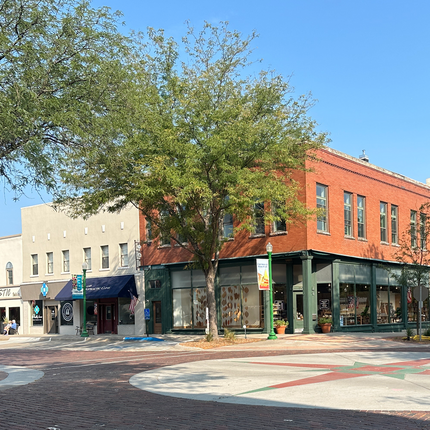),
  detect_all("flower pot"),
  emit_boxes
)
[275,326,286,334]
[319,323,331,333]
